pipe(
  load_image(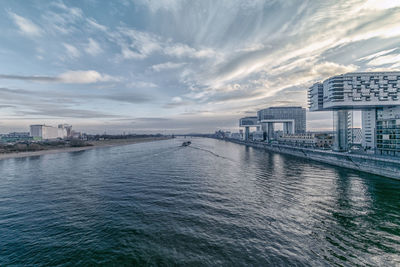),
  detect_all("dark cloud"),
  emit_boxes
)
[135,117,170,121]
[163,101,191,109]
[0,104,15,108]
[0,86,152,105]
[16,107,118,119]
[0,74,58,82]
[105,93,152,104]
